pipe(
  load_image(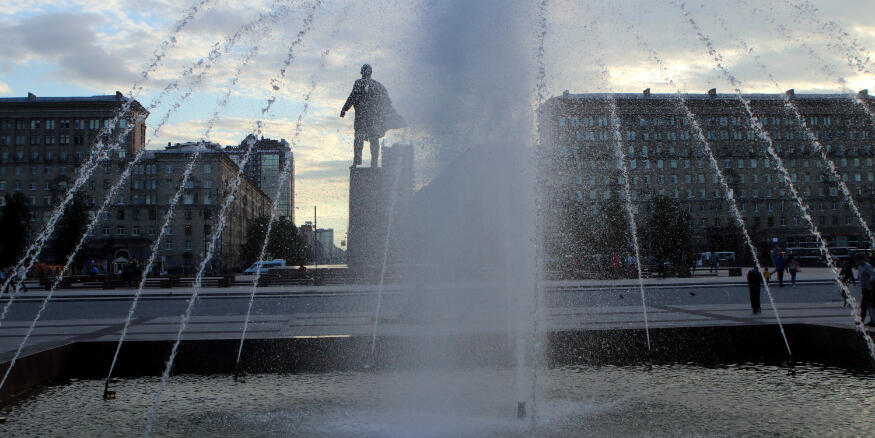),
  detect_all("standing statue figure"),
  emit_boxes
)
[340,64,405,168]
